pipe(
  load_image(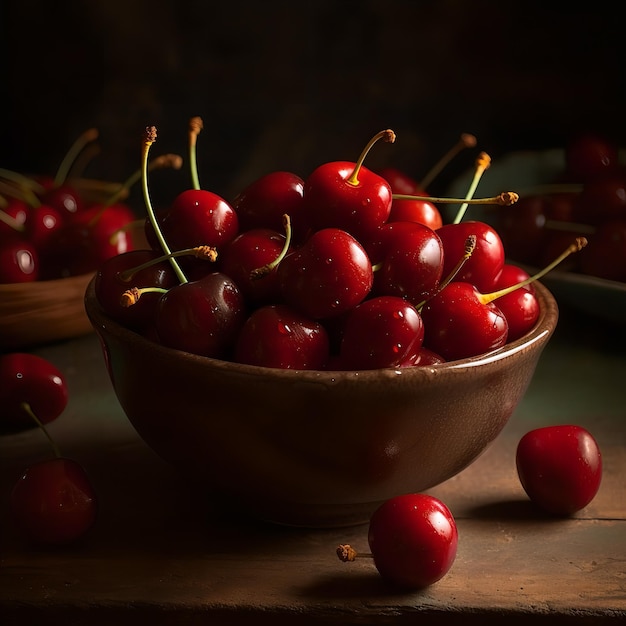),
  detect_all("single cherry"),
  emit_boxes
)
[516,425,602,516]
[233,304,330,369]
[0,235,39,283]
